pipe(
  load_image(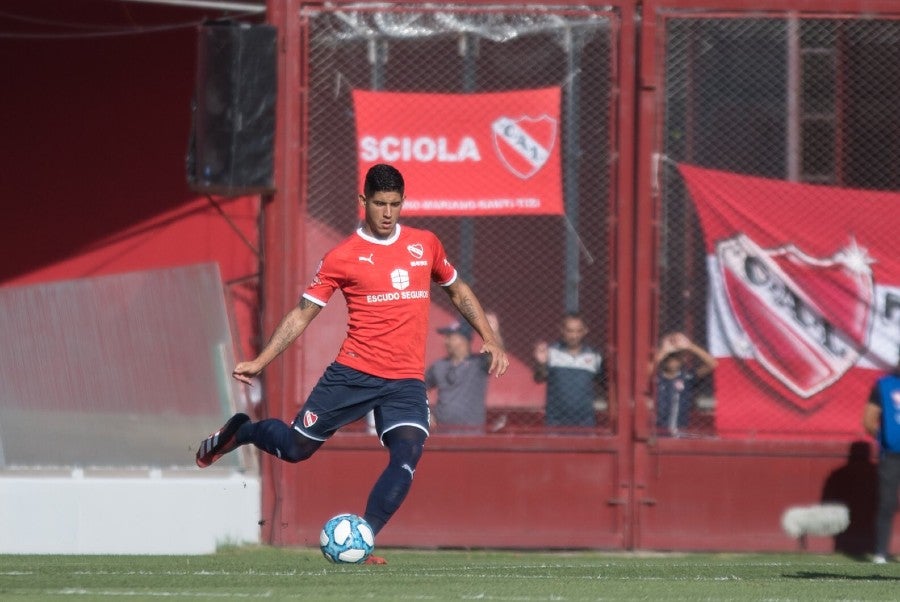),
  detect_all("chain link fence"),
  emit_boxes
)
[302,5,619,433]
[655,14,900,438]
